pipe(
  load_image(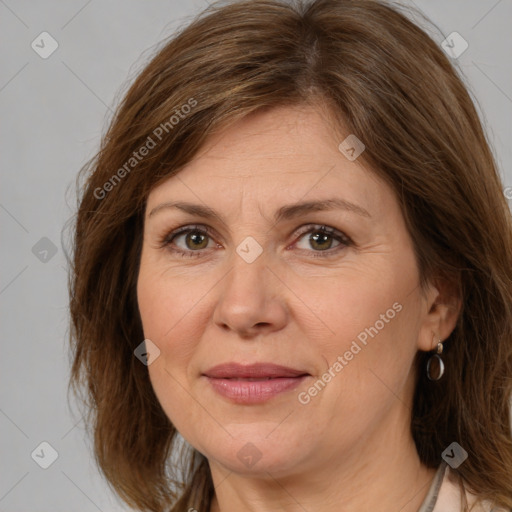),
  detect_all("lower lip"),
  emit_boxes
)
[204,376,308,404]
